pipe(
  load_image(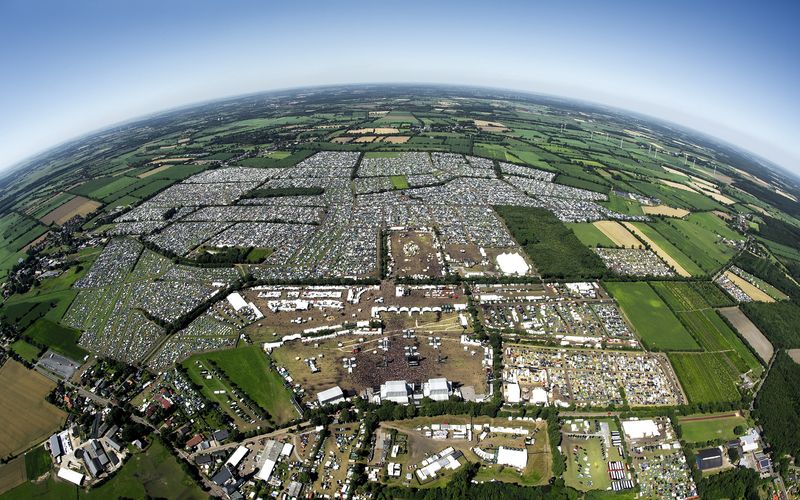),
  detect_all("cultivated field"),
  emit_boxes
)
[667,352,741,404]
[642,205,689,218]
[724,271,775,302]
[40,196,101,225]
[0,360,66,458]
[604,282,699,351]
[718,307,774,362]
[0,457,25,496]
[623,222,692,276]
[592,220,641,248]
